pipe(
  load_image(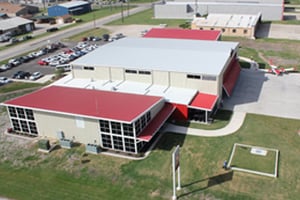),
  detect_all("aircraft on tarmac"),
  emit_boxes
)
[260,60,297,76]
